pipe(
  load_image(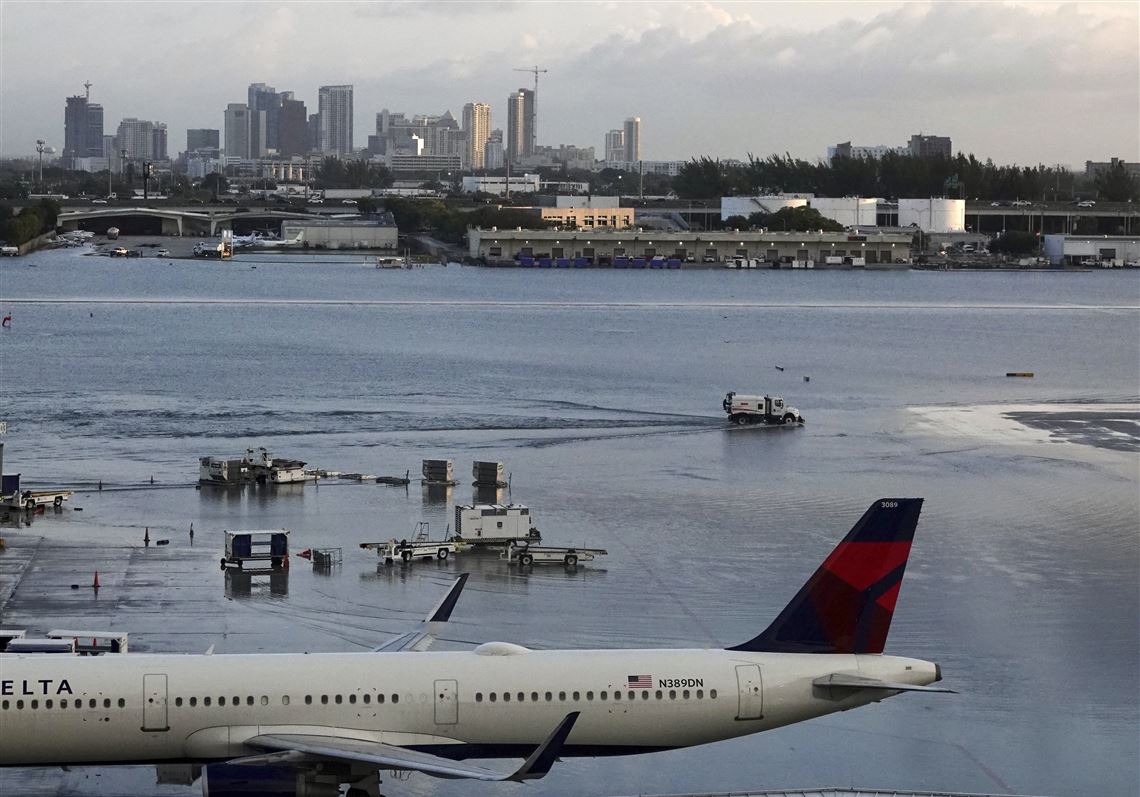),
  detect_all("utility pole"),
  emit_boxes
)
[36,140,47,189]
[513,65,547,157]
